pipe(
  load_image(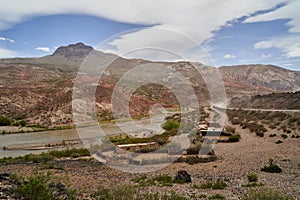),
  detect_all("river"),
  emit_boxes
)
[0,114,166,158]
